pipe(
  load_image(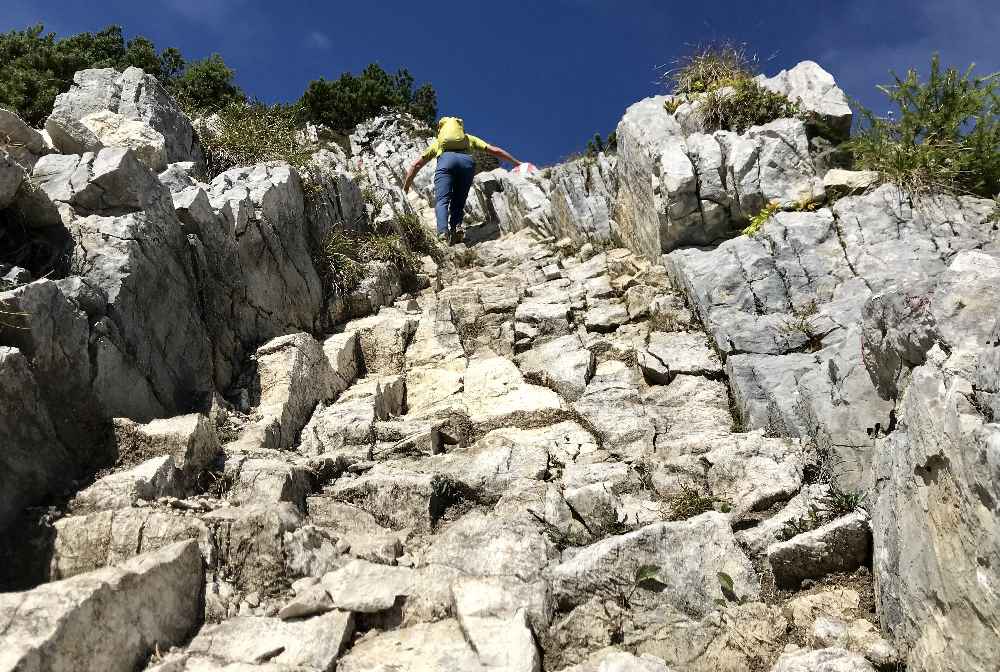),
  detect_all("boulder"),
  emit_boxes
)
[756,61,853,140]
[80,110,168,171]
[767,512,871,588]
[70,455,192,512]
[548,154,617,244]
[550,513,758,615]
[573,361,655,459]
[823,169,879,196]
[638,331,722,383]
[48,67,202,165]
[0,149,25,208]
[338,619,488,672]
[237,333,337,451]
[112,413,220,473]
[0,107,46,167]
[0,347,71,531]
[0,540,203,672]
[463,355,563,430]
[516,333,595,401]
[422,510,557,583]
[186,612,354,669]
[344,306,419,375]
[769,647,875,672]
[50,509,214,580]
